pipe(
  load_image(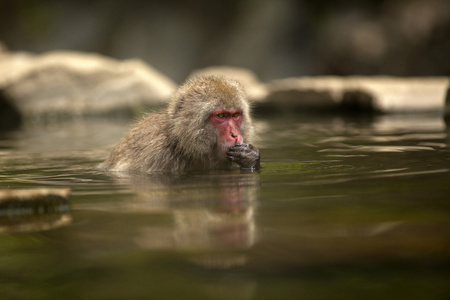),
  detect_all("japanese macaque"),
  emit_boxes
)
[100,75,260,173]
